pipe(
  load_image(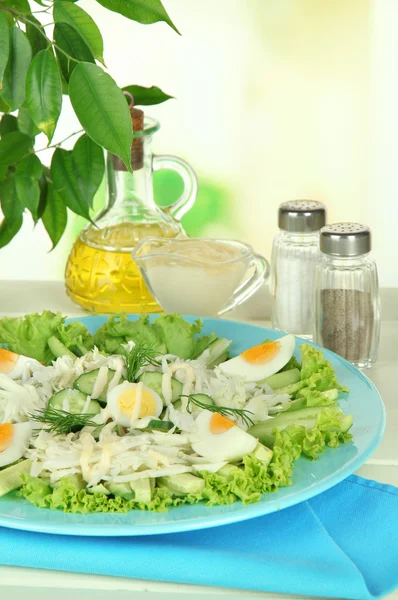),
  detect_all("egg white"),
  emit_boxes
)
[218,334,296,382]
[190,410,257,462]
[107,381,163,427]
[0,421,33,468]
